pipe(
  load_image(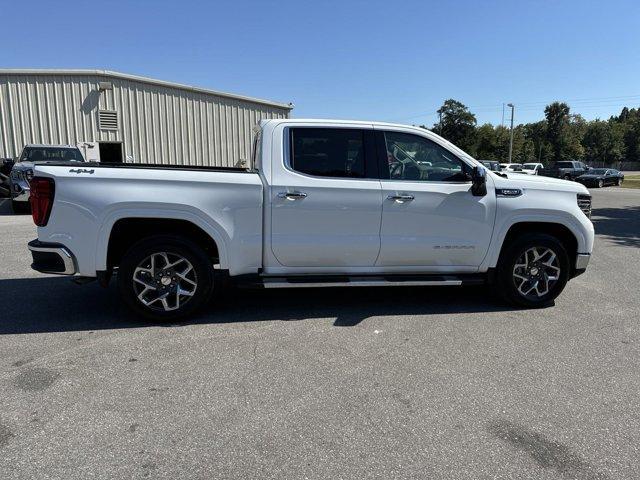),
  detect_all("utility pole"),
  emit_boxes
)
[507,103,515,163]
[501,103,505,127]
[438,110,443,135]
[538,142,543,162]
